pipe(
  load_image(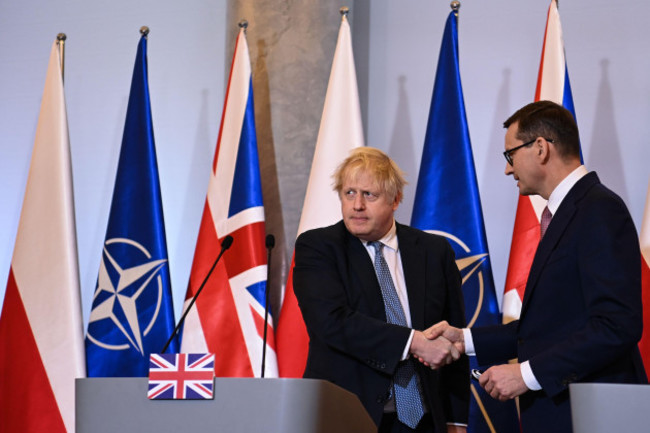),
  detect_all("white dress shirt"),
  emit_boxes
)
[363,220,414,360]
